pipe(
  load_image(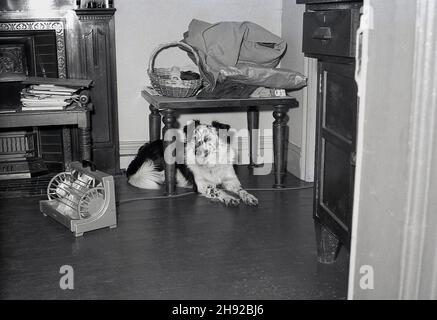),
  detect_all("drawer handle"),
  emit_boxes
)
[312,27,332,40]
[350,152,357,166]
